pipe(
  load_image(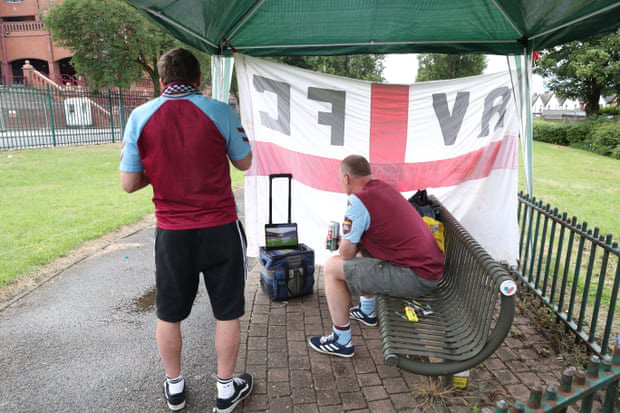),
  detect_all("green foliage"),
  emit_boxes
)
[534,30,620,116]
[591,122,620,159]
[44,0,168,92]
[599,106,620,116]
[269,55,385,81]
[532,119,569,145]
[533,118,620,159]
[564,121,592,144]
[43,0,211,95]
[416,54,486,81]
